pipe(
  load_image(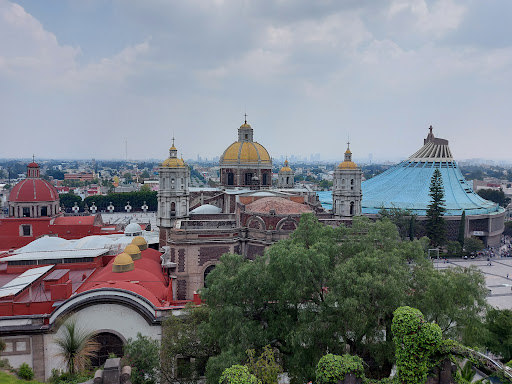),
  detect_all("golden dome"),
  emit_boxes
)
[162,157,186,168]
[280,160,292,172]
[221,142,271,164]
[338,161,358,169]
[170,145,177,151]
[132,236,148,251]
[345,149,352,154]
[240,122,252,128]
[112,252,134,273]
[124,244,142,261]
